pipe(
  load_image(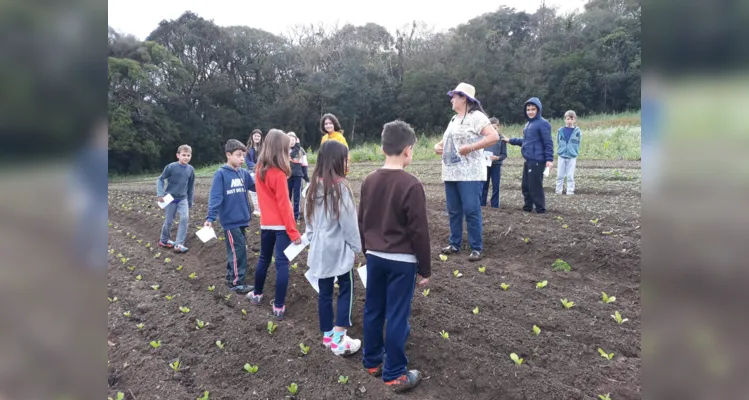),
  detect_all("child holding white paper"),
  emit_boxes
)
[156,144,195,253]
[302,140,362,356]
